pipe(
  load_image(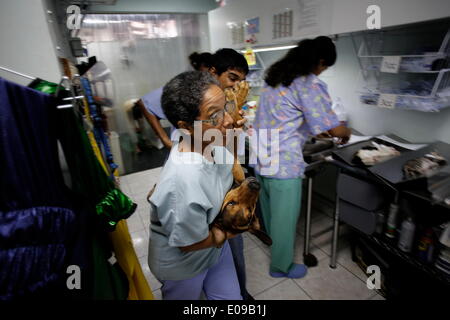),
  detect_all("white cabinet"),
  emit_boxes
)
[208,0,450,51]
[208,0,332,50]
[330,0,450,35]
